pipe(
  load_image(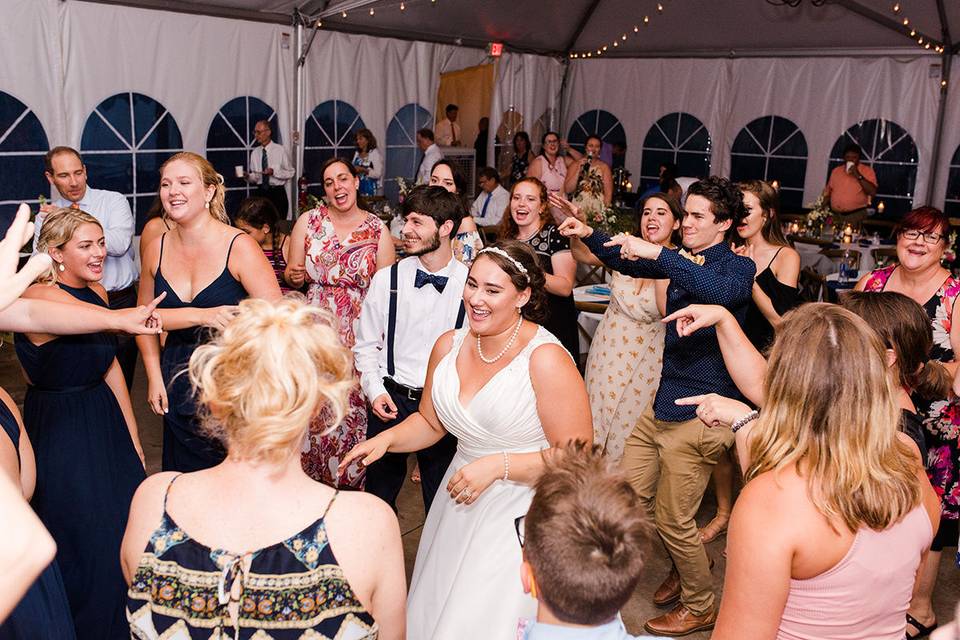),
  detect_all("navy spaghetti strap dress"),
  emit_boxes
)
[14,284,145,640]
[0,393,76,640]
[154,233,247,472]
